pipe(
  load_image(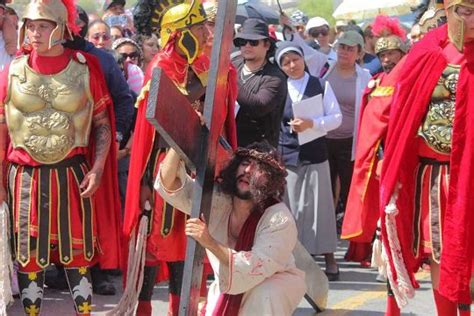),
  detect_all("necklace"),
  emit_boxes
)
[240,61,266,84]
